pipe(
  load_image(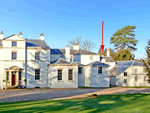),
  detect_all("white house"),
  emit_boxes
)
[0,32,110,89]
[110,60,149,86]
[1,31,148,89]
